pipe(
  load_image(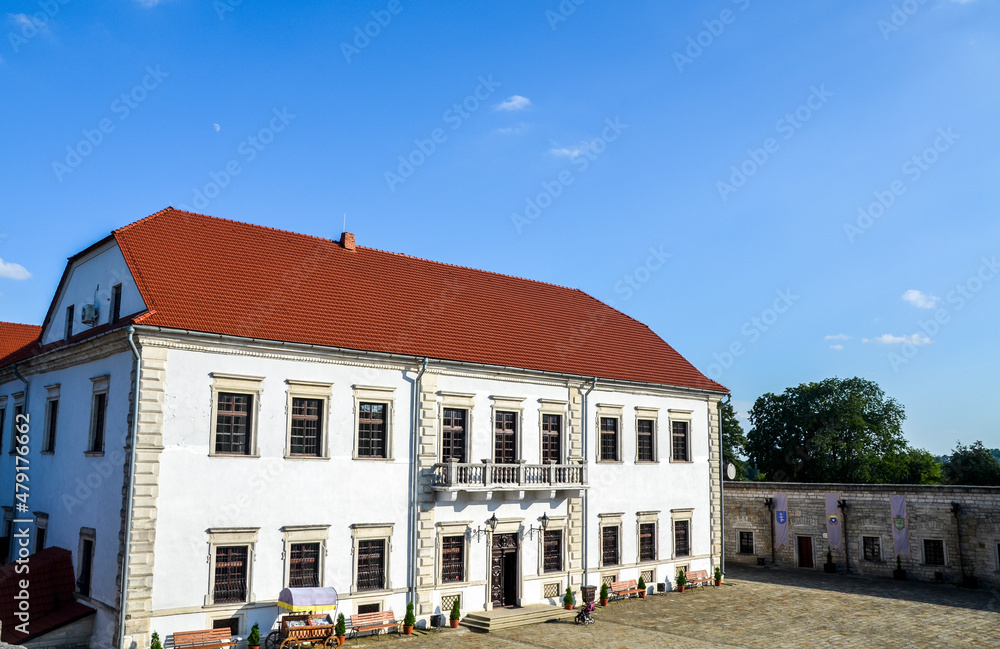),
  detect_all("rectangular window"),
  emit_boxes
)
[863,536,881,562]
[11,404,23,453]
[599,417,619,462]
[671,421,690,462]
[923,539,945,566]
[543,529,563,573]
[674,520,690,557]
[36,525,46,553]
[494,411,517,464]
[356,603,380,615]
[213,619,239,637]
[358,402,388,459]
[215,393,252,455]
[739,531,754,555]
[88,393,106,453]
[442,408,467,463]
[639,523,656,562]
[65,305,74,340]
[76,536,94,597]
[289,542,320,587]
[290,398,322,456]
[43,399,58,453]
[601,526,620,566]
[541,414,562,463]
[111,284,122,323]
[0,408,6,454]
[214,545,249,603]
[637,419,655,462]
[357,539,386,591]
[441,536,464,583]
